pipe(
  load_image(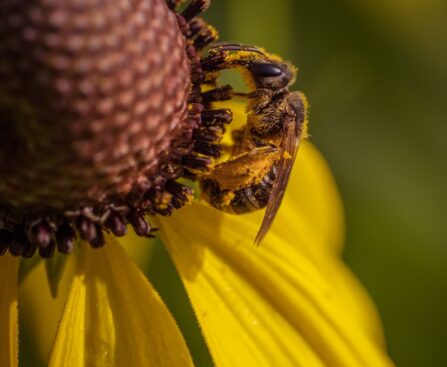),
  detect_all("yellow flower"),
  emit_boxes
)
[0,119,394,366]
[0,1,394,365]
